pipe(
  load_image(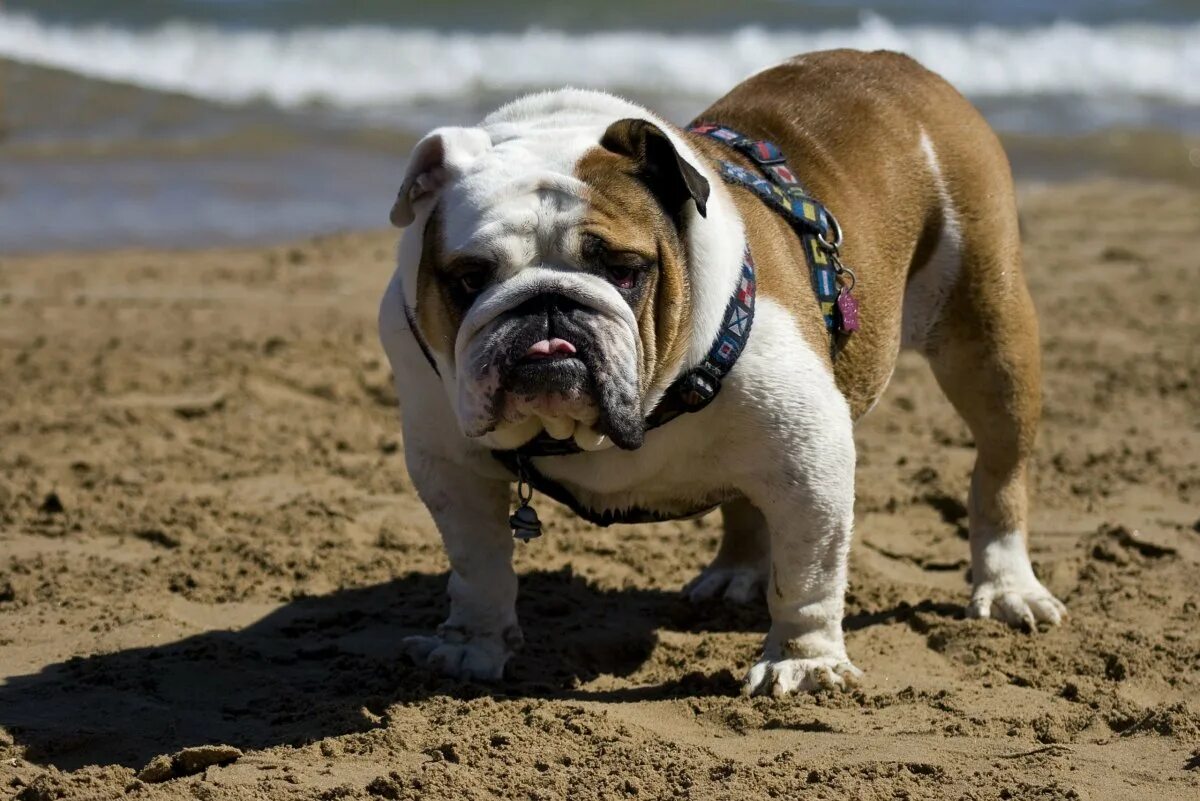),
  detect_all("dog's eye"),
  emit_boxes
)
[446,259,494,299]
[459,271,488,294]
[606,265,638,290]
[583,236,651,290]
